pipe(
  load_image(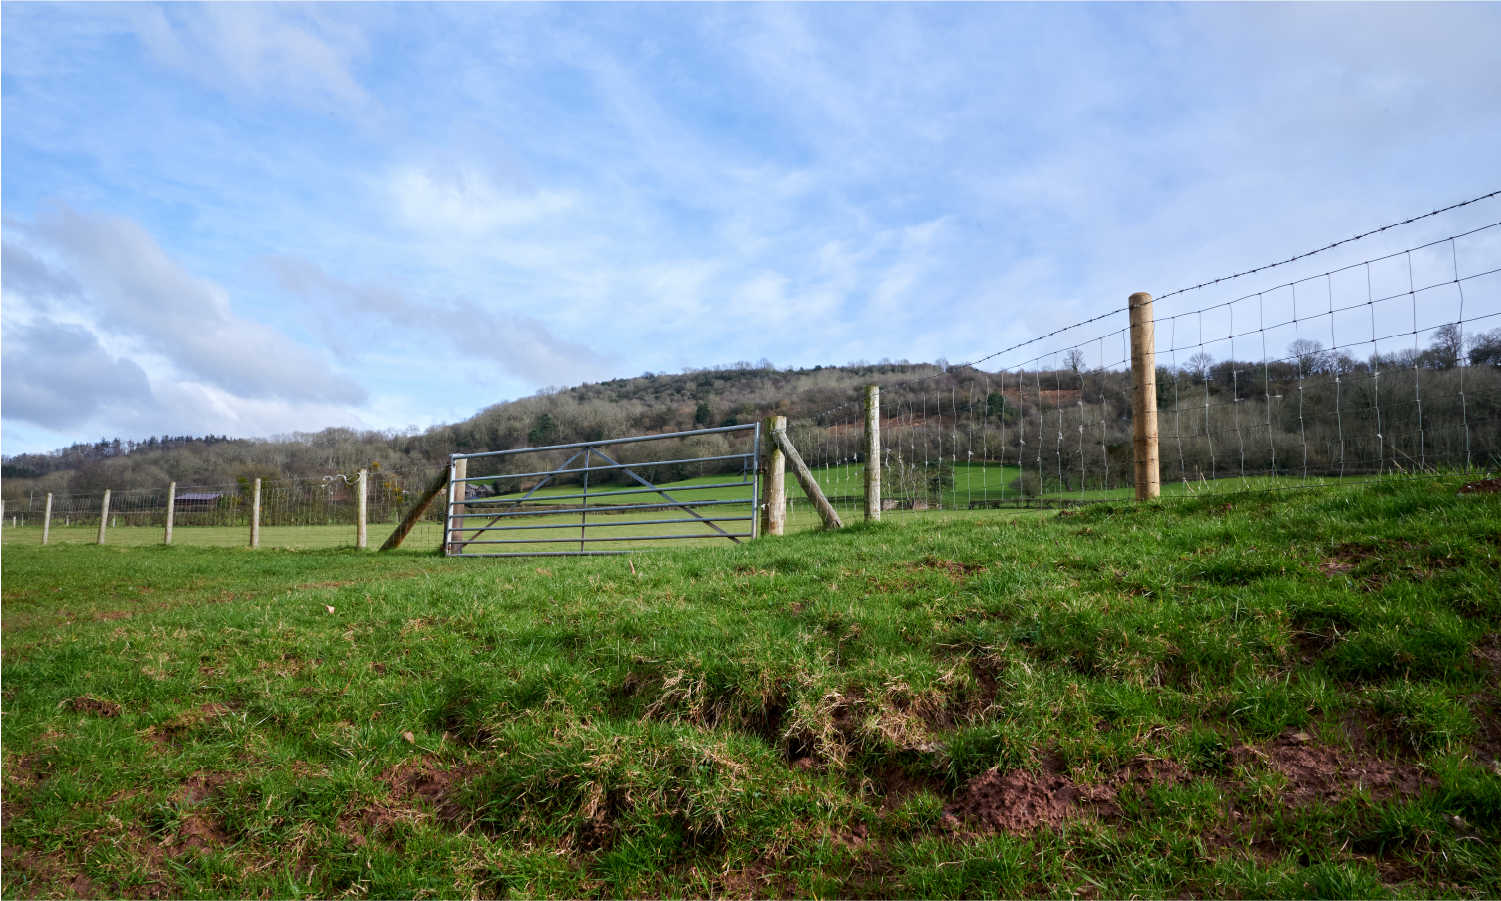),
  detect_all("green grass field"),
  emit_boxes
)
[3,476,1499,898]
